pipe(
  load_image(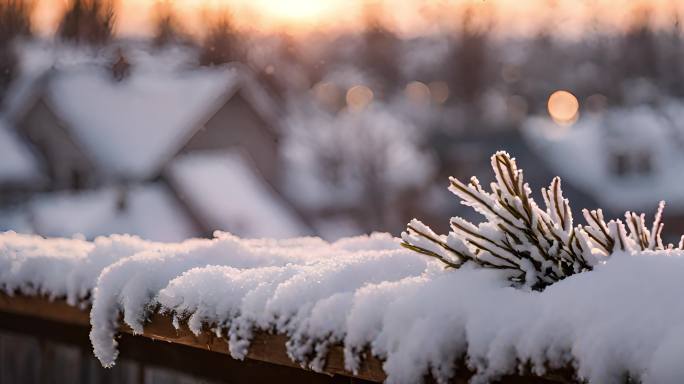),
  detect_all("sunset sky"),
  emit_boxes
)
[33,0,684,38]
